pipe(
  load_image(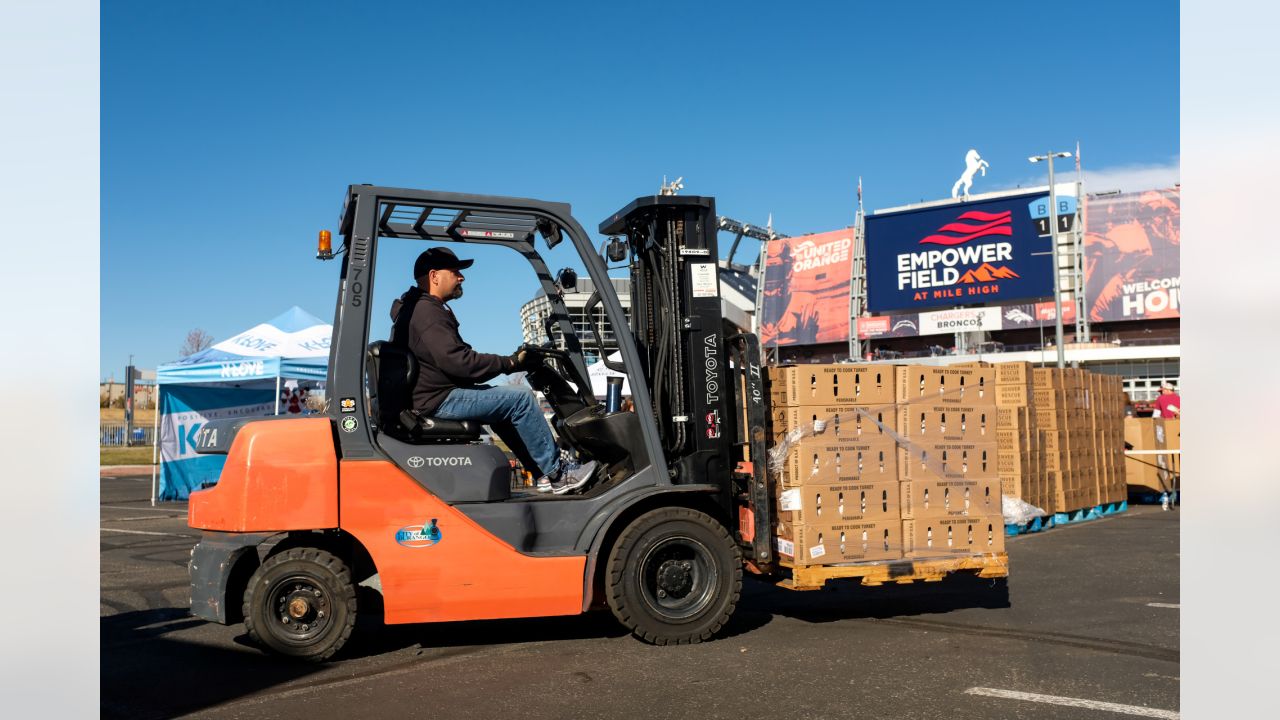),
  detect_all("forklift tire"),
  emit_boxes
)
[605,507,742,645]
[242,547,357,662]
